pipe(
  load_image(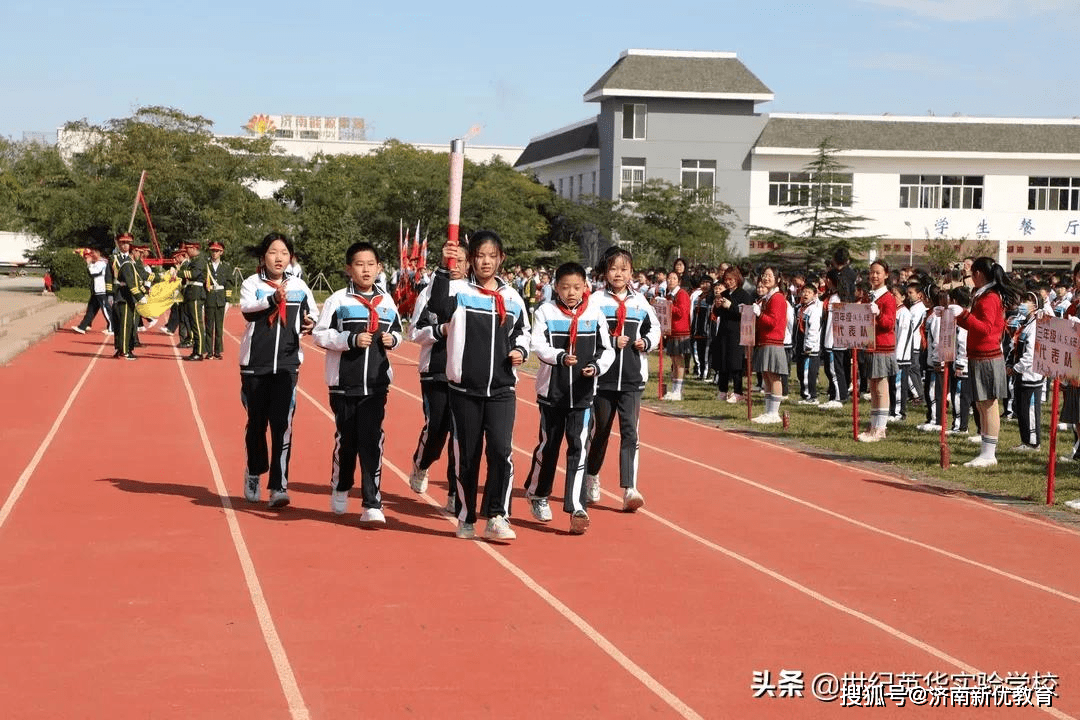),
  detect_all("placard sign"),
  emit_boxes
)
[652,297,672,336]
[937,306,956,364]
[830,303,876,350]
[740,304,756,347]
[1035,316,1080,382]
